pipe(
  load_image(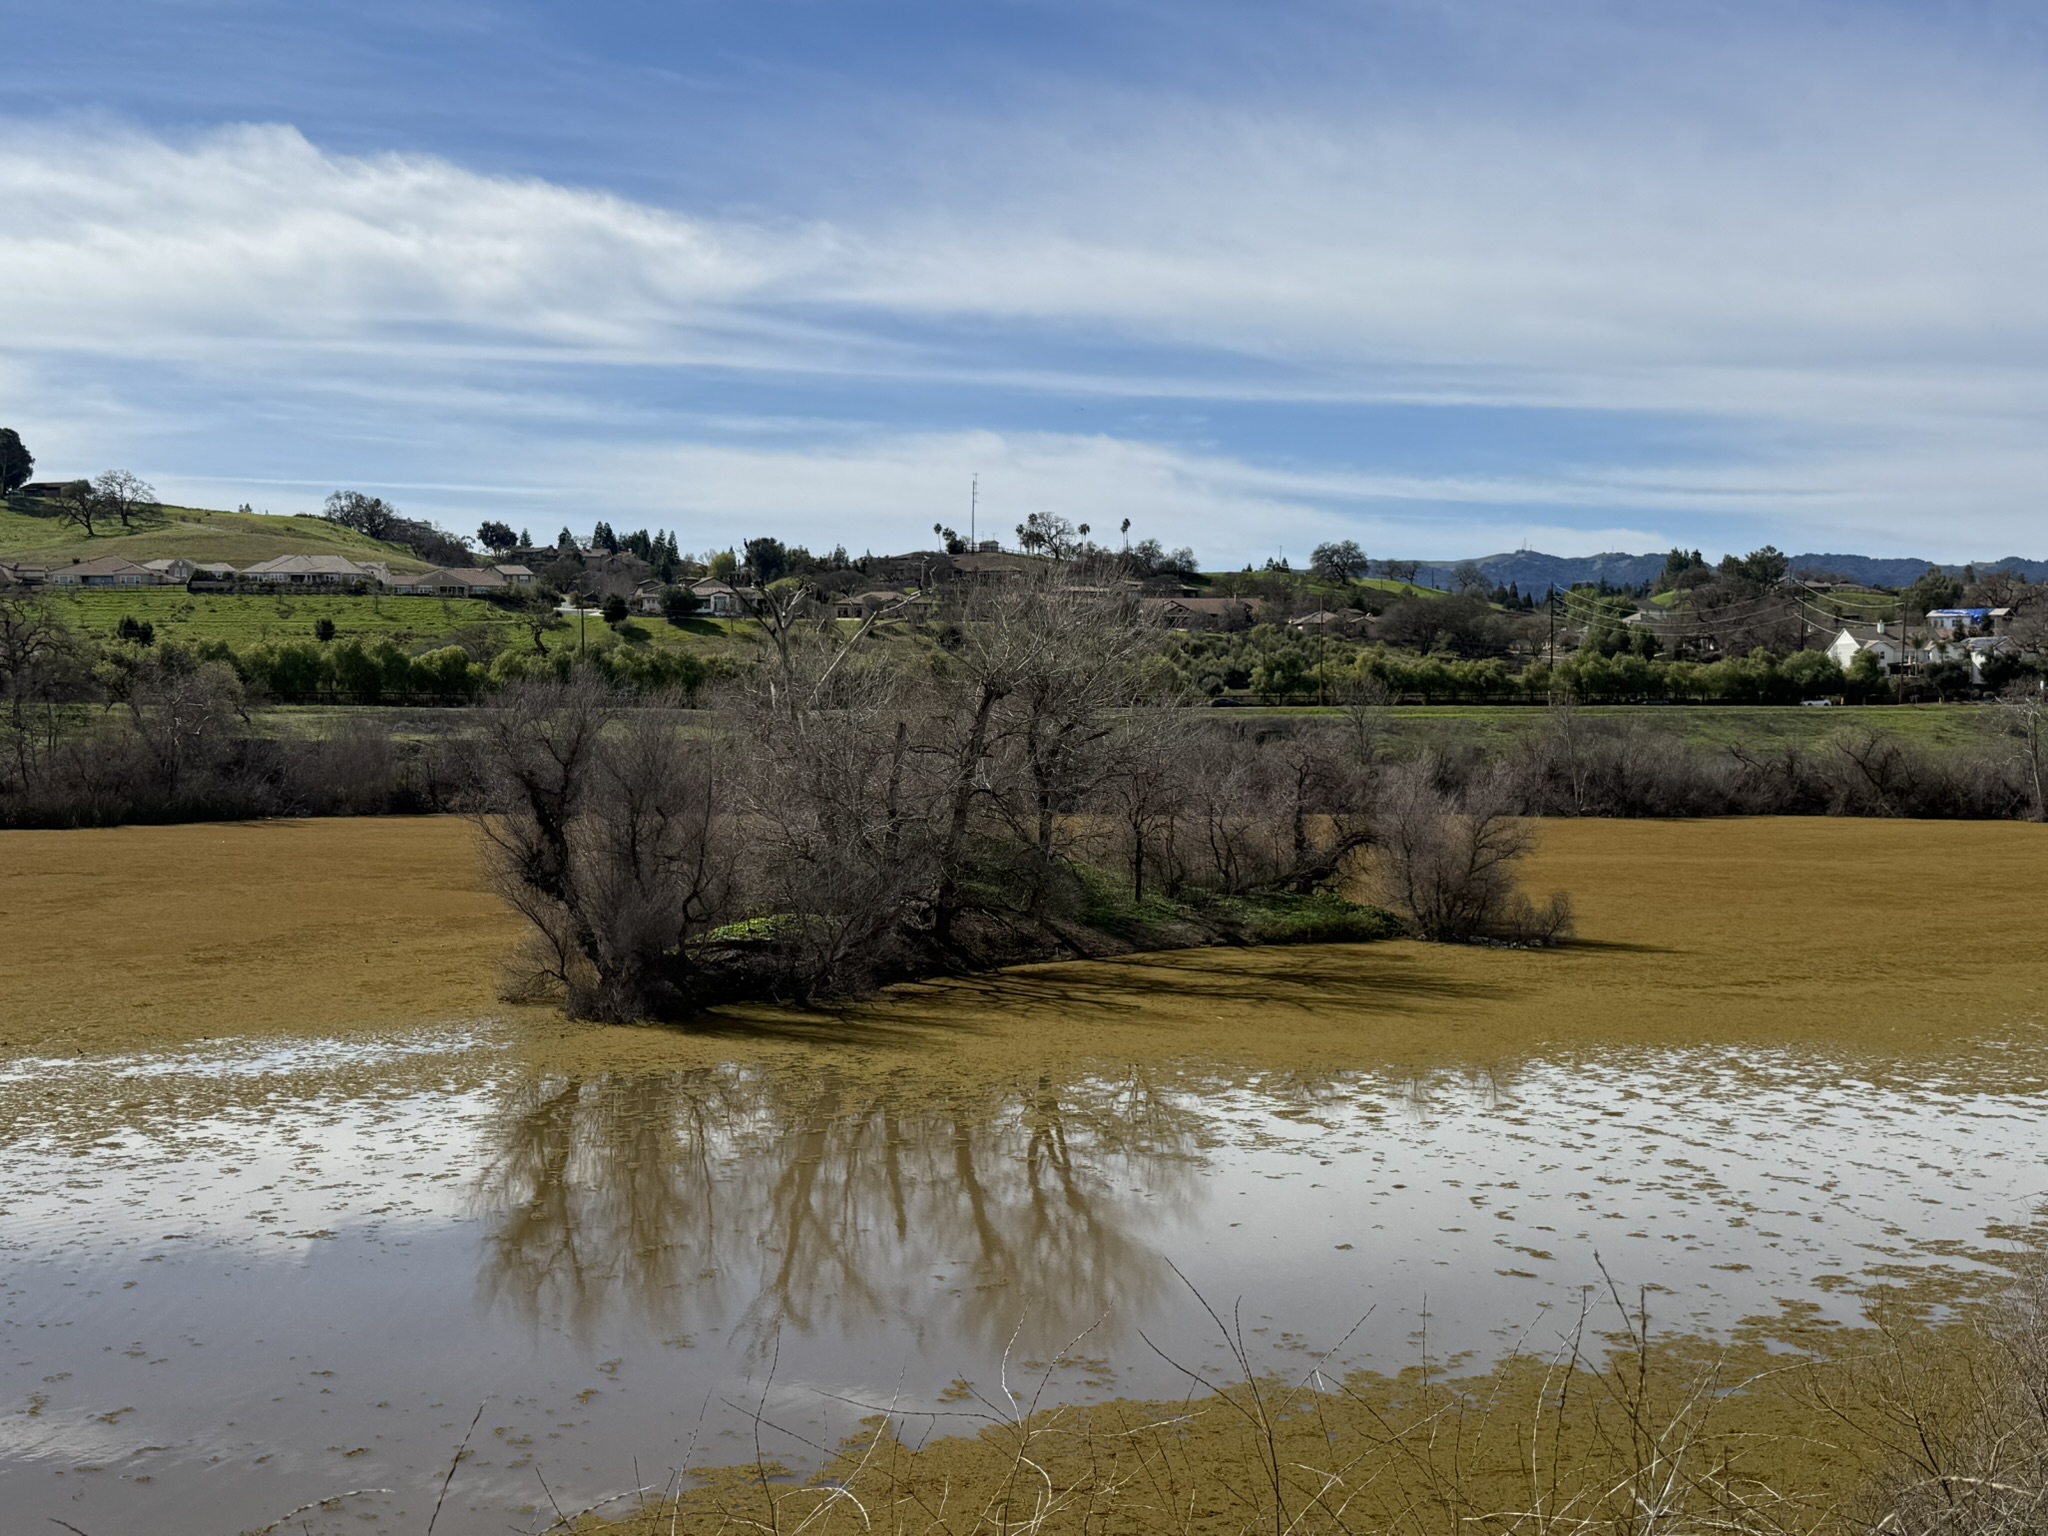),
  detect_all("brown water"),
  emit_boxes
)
[4,1021,2045,1535]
